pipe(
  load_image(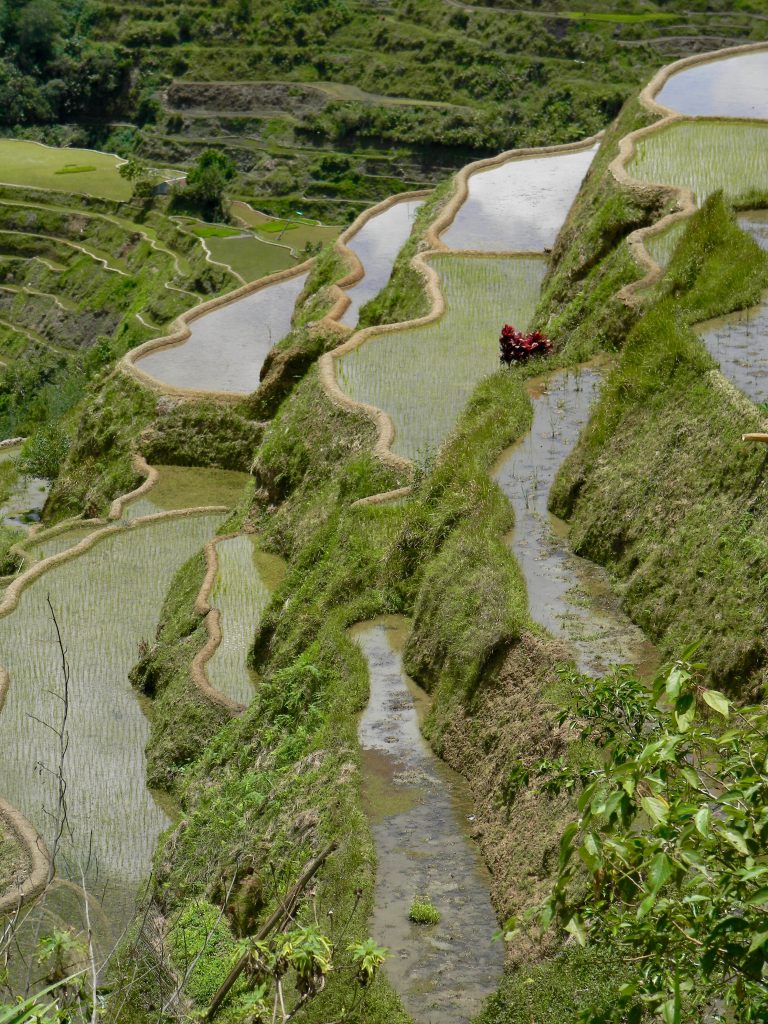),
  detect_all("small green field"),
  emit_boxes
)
[205,234,295,281]
[230,201,341,252]
[0,140,132,201]
[564,9,677,22]
[629,120,768,204]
